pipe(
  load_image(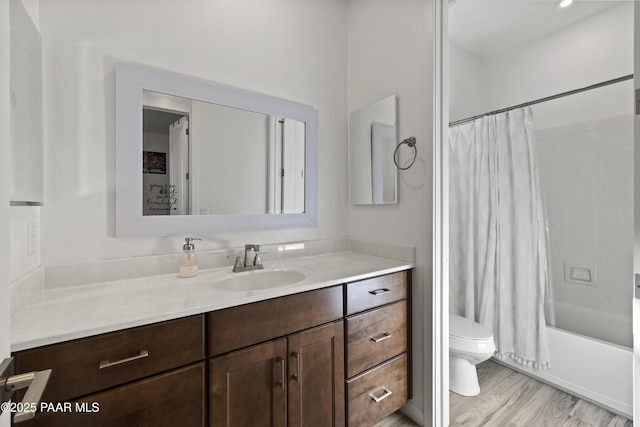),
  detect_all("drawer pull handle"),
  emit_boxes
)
[369,387,393,403]
[99,350,149,369]
[292,352,301,382]
[369,288,390,296]
[370,332,392,343]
